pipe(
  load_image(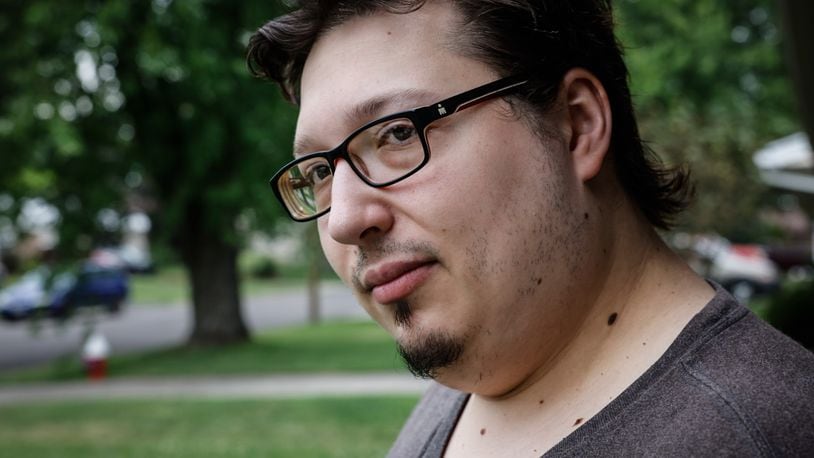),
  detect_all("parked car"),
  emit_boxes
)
[49,263,129,317]
[0,261,128,322]
[0,267,49,321]
[672,233,781,303]
[710,244,780,302]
